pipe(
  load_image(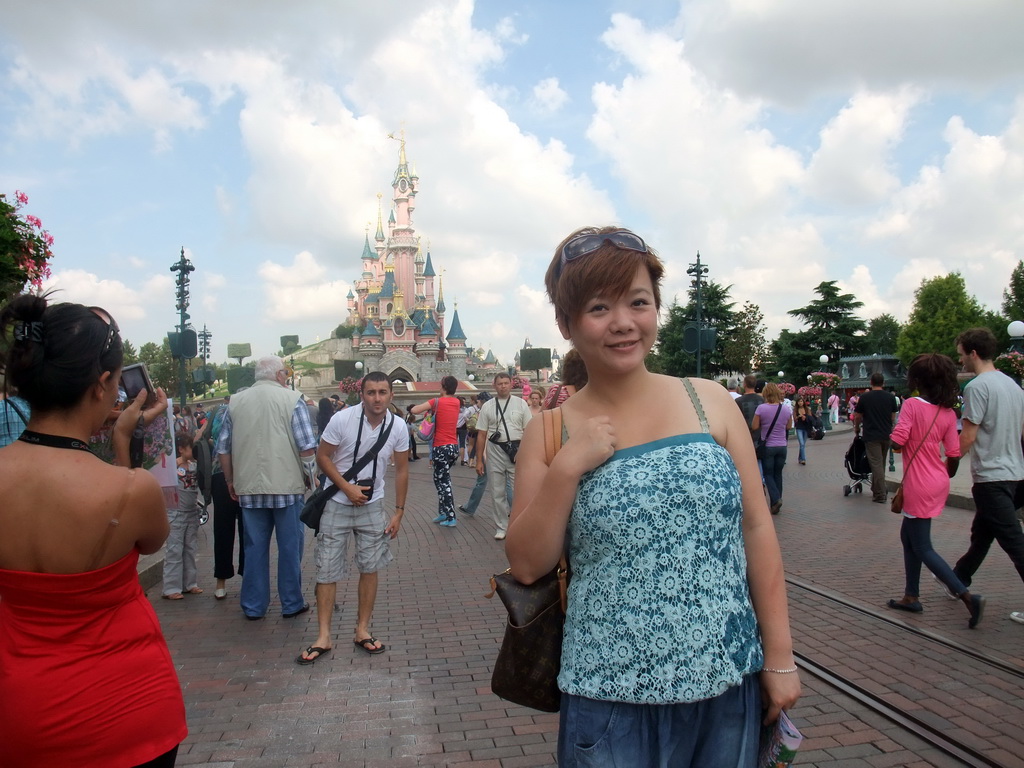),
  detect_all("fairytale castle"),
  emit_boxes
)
[341,134,473,382]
